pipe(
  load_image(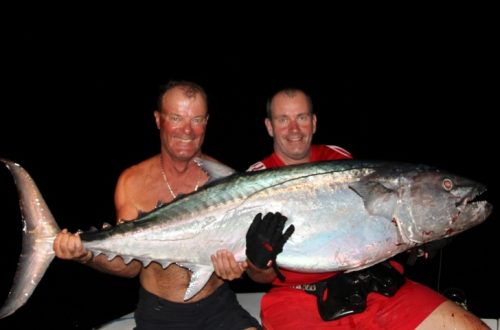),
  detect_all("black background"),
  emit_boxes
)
[0,17,498,329]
